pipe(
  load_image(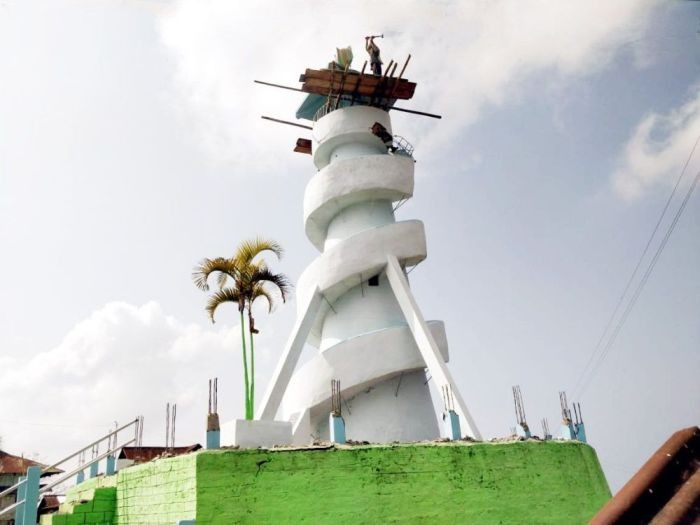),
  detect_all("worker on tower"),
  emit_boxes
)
[365,35,383,75]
